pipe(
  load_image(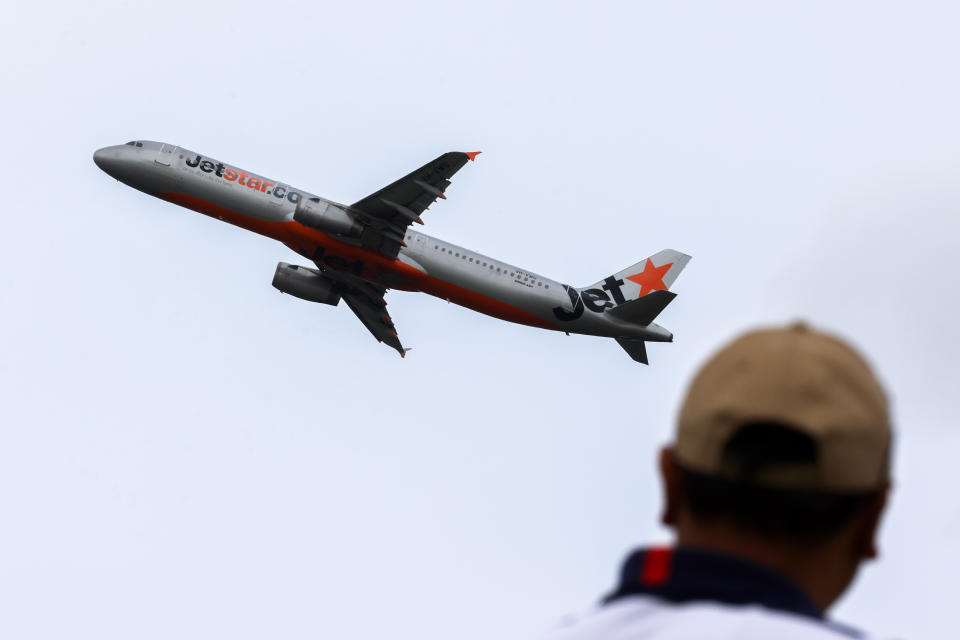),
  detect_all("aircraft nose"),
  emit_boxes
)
[93,146,123,177]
